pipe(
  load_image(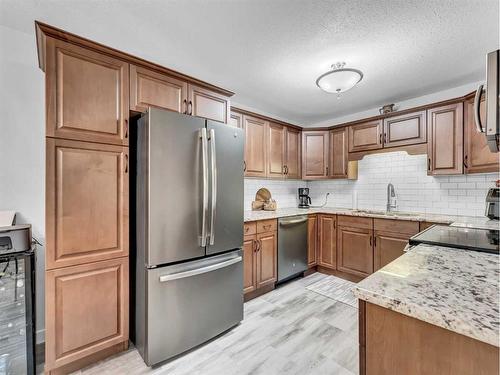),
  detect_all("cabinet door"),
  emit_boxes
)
[45,257,129,372]
[383,111,426,147]
[318,215,337,269]
[267,122,286,178]
[302,131,329,179]
[307,215,318,267]
[285,127,302,179]
[46,138,129,269]
[188,84,230,123]
[229,111,243,128]
[244,115,268,177]
[374,231,412,271]
[45,37,129,145]
[329,127,348,178]
[243,235,257,294]
[427,103,464,175]
[256,232,277,288]
[337,226,373,277]
[348,120,383,152]
[130,65,188,113]
[464,97,499,173]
